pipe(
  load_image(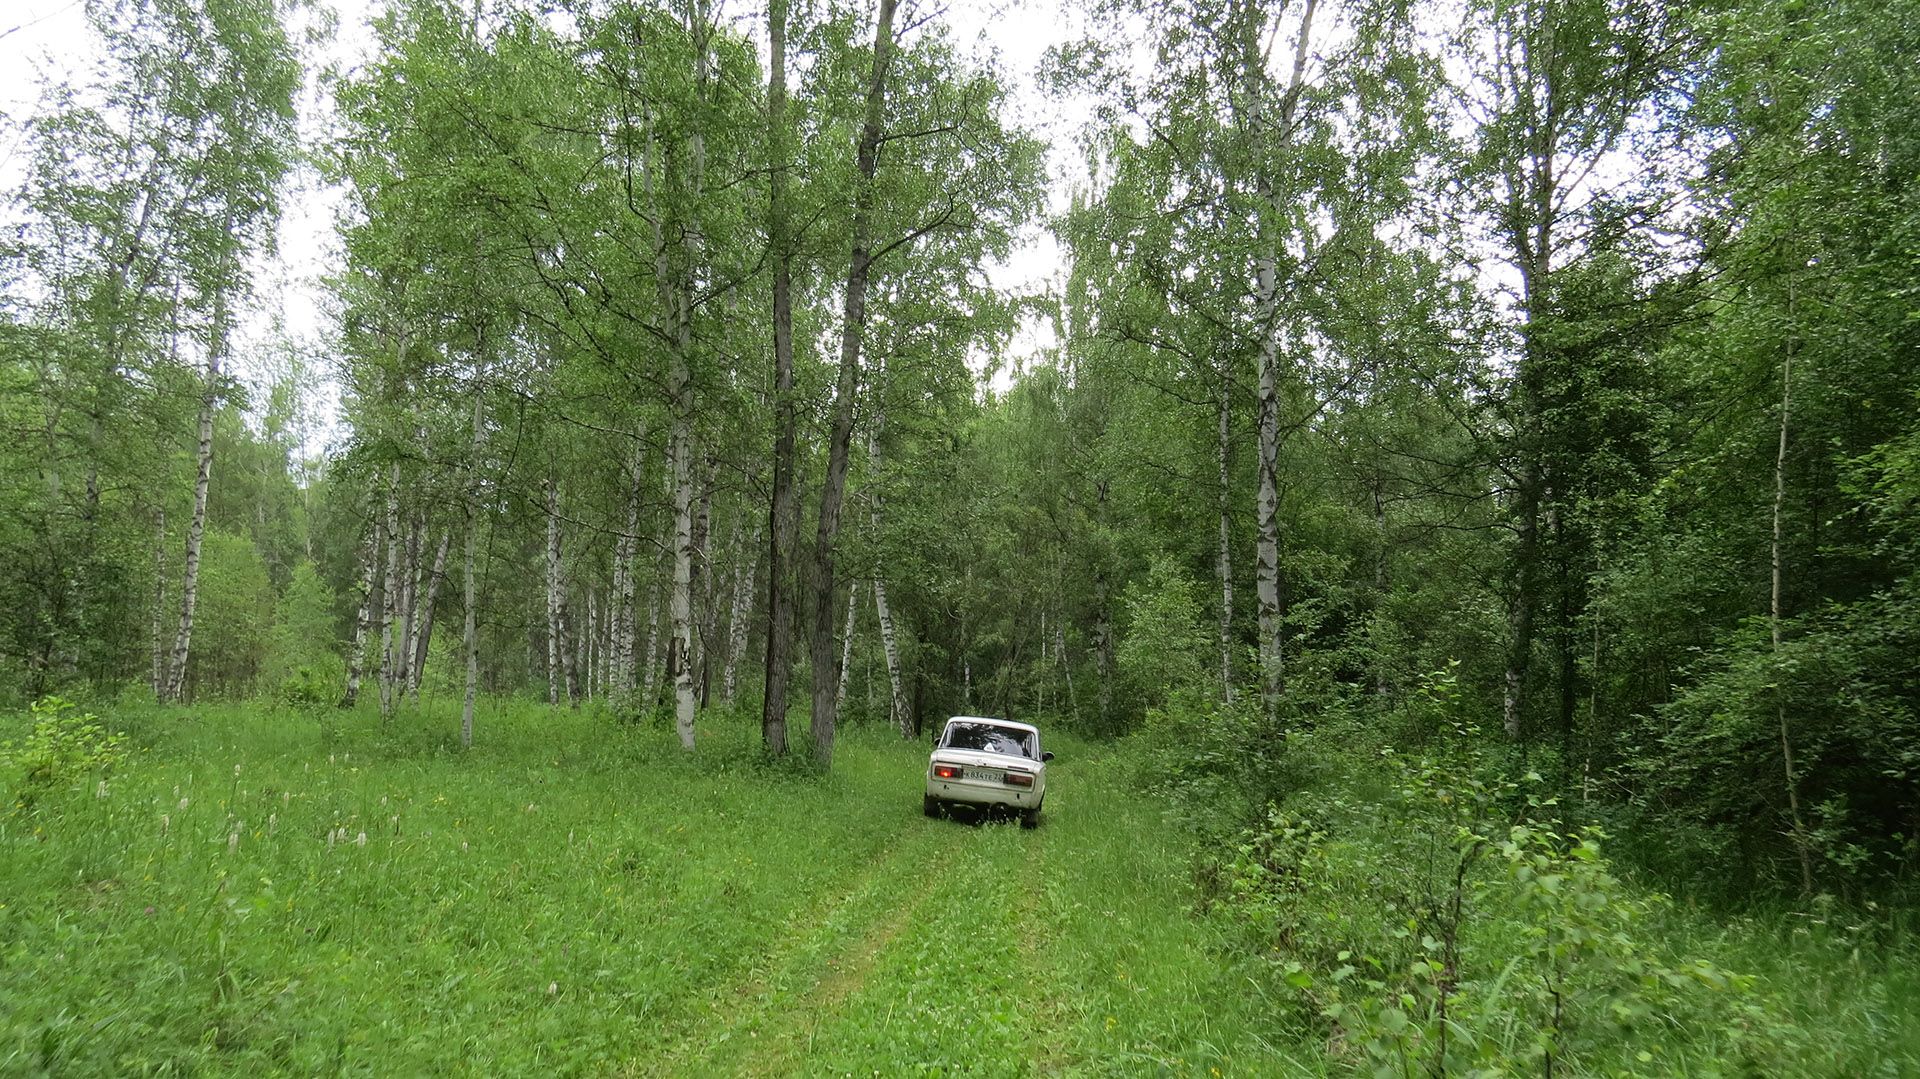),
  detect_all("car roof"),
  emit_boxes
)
[943,715,1040,735]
